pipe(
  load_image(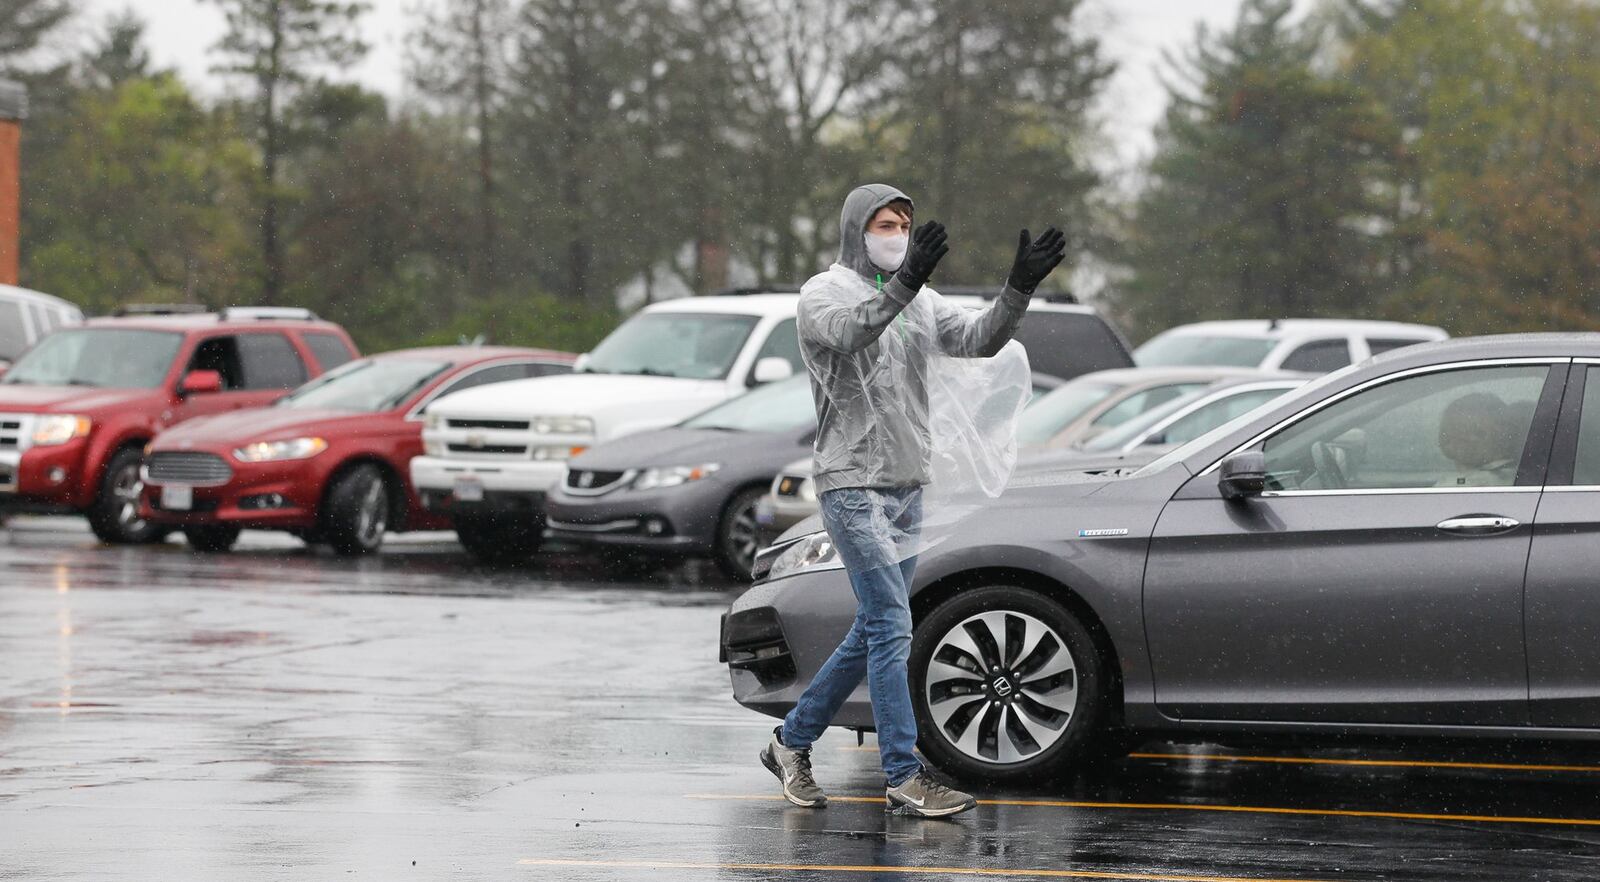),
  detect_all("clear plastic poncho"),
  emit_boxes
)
[795,183,1034,570]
